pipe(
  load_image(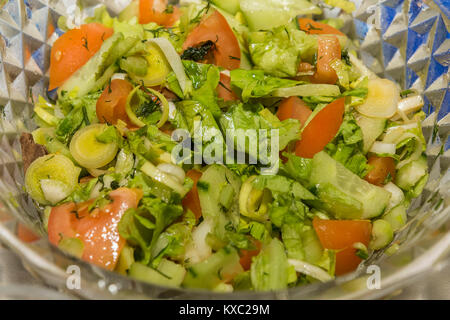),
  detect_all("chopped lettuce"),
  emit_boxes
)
[219,102,300,165]
[248,24,316,77]
[230,69,301,101]
[182,60,221,118]
[325,112,370,178]
[118,197,184,265]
